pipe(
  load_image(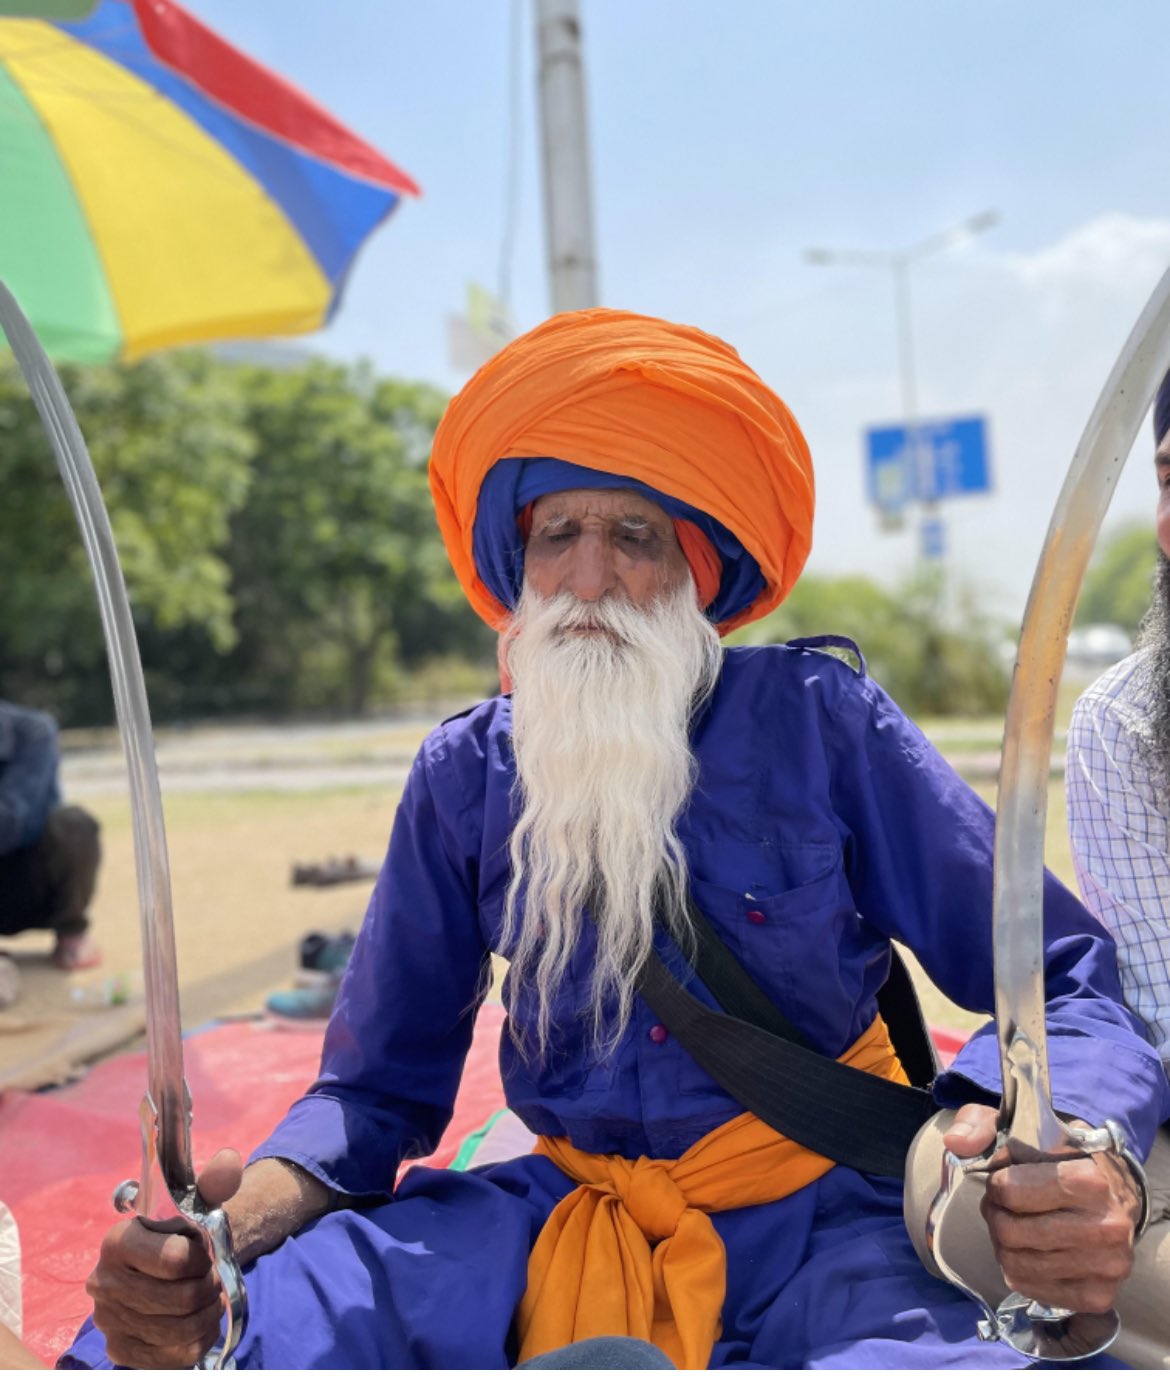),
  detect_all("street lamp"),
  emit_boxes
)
[805,210,999,547]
